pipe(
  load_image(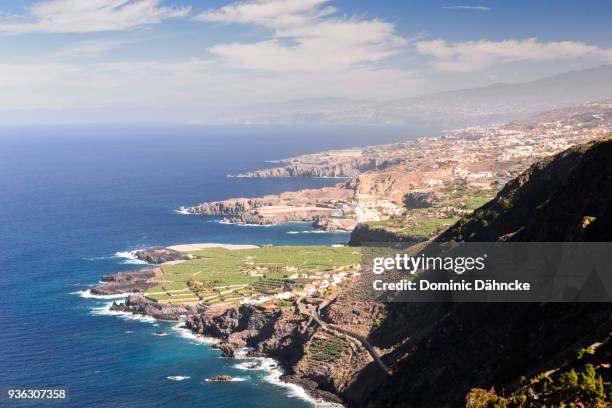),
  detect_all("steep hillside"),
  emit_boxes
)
[437,135,612,242]
[348,137,612,407]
